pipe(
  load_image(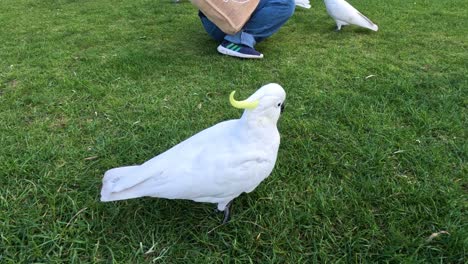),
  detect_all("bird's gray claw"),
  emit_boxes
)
[221,200,233,224]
